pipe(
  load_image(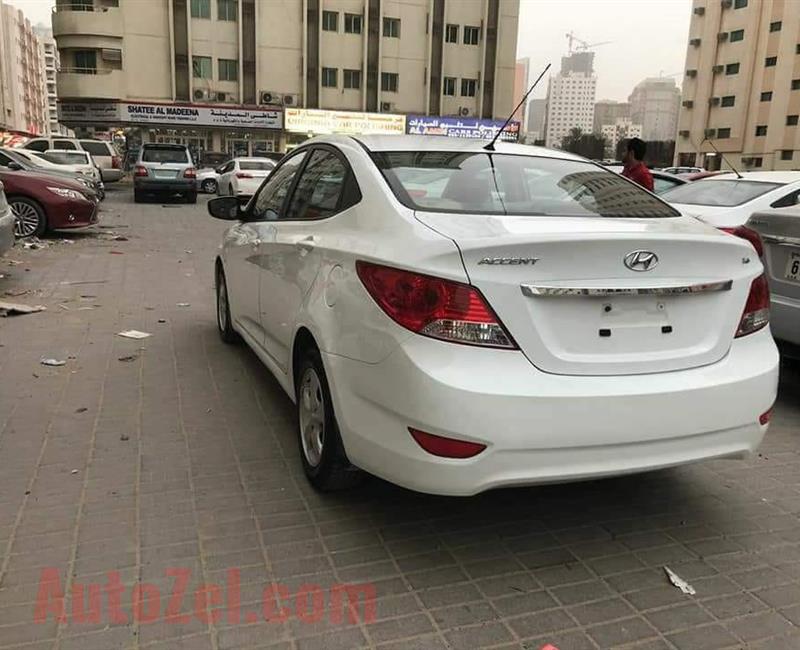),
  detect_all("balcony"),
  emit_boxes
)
[52,4,122,42]
[57,68,123,100]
